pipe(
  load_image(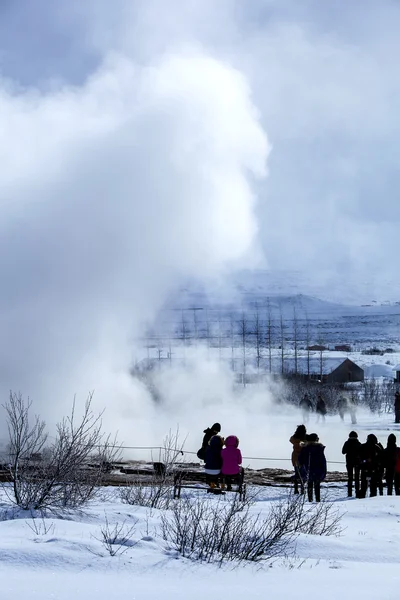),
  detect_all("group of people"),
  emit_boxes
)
[342,430,400,497]
[197,416,400,500]
[299,393,357,424]
[290,424,400,500]
[197,423,243,491]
